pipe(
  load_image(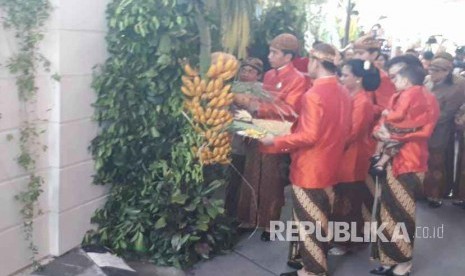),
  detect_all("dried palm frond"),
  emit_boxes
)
[217,0,255,59]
